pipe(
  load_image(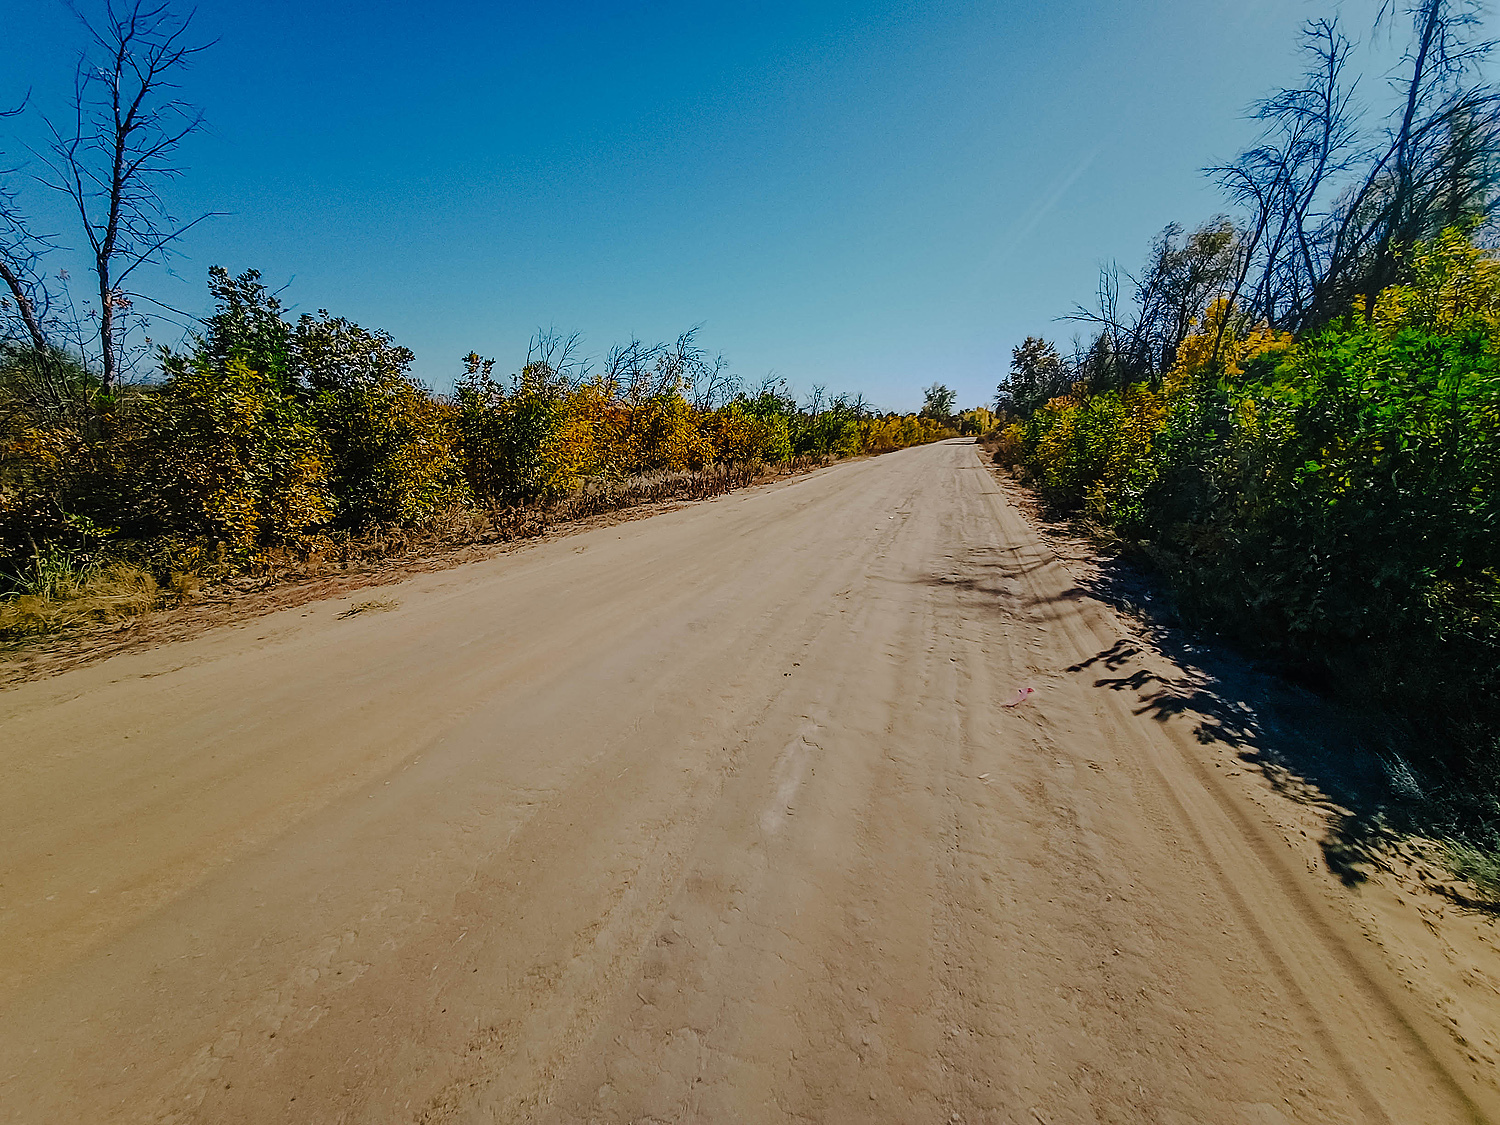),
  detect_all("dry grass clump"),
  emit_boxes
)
[559,462,764,520]
[1444,840,1500,902]
[0,555,159,638]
